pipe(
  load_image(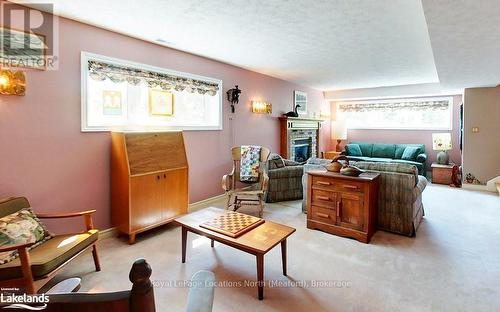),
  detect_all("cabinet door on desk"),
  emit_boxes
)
[336,193,365,231]
[163,169,188,220]
[130,173,163,231]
